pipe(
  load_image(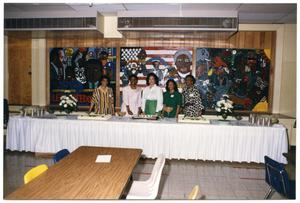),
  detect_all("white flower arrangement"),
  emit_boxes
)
[59,94,78,114]
[215,94,234,120]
